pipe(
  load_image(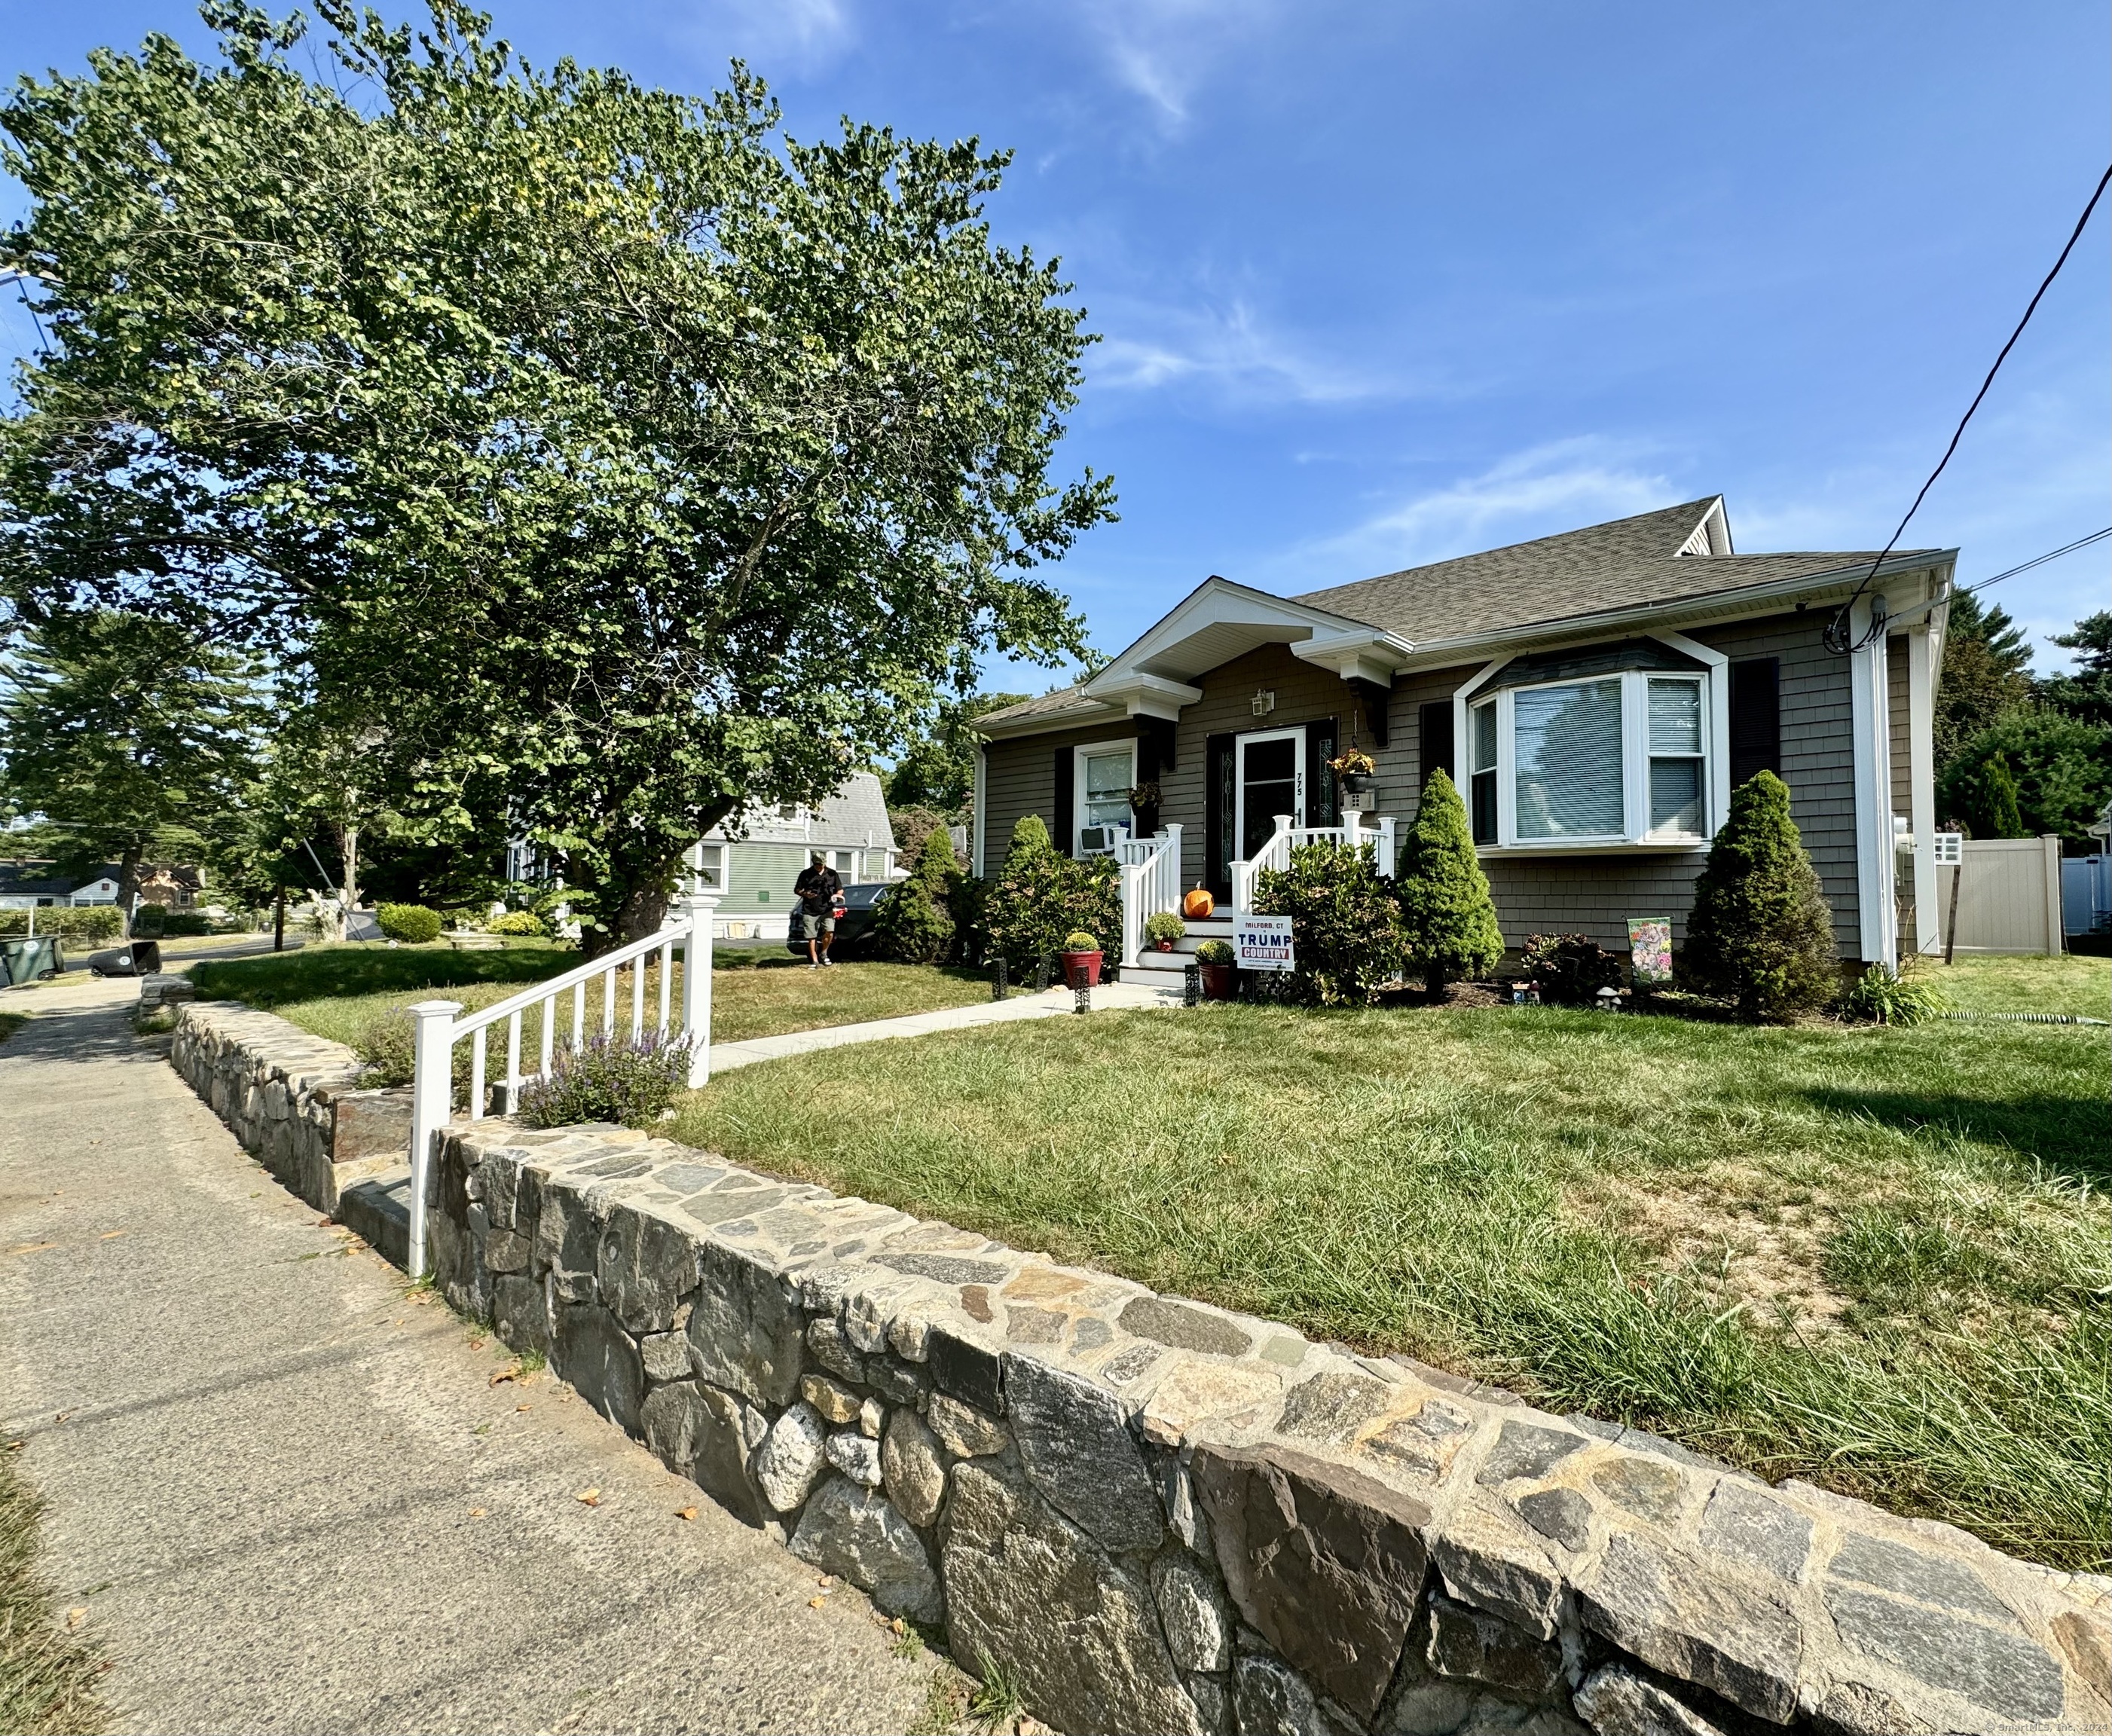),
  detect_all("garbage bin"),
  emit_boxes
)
[0,935,64,986]
[87,940,160,977]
